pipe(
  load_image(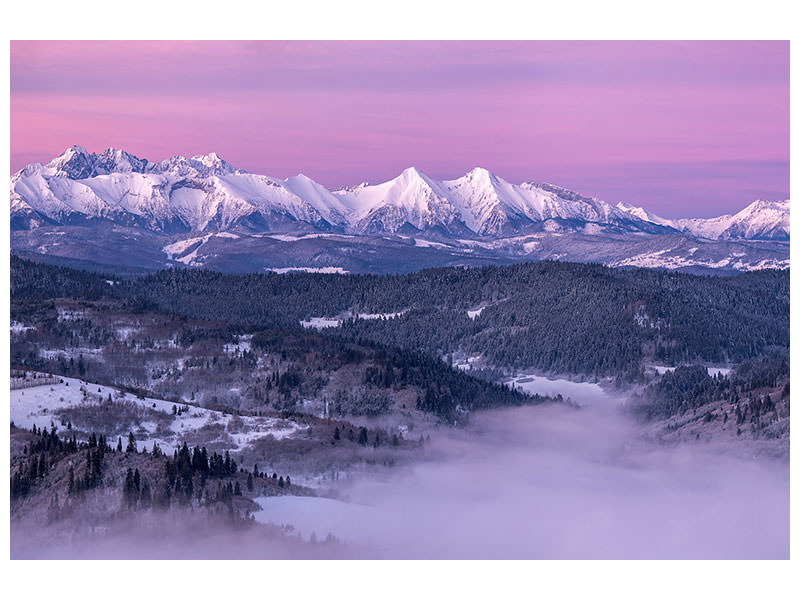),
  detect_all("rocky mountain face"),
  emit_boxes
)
[10,146,790,274]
